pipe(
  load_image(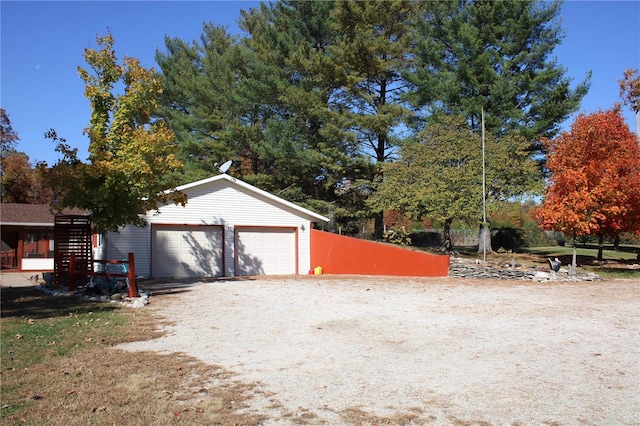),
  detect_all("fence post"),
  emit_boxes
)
[128,252,137,298]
